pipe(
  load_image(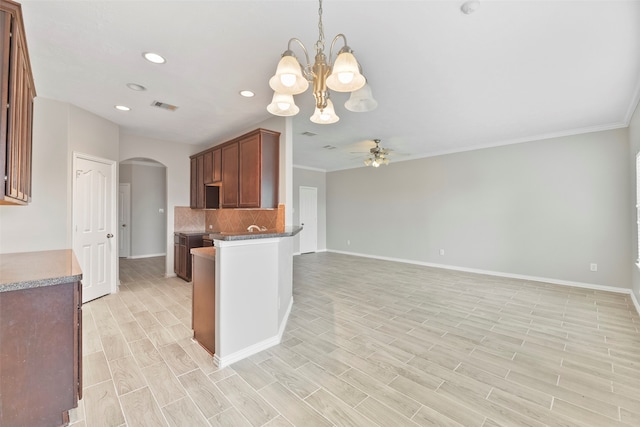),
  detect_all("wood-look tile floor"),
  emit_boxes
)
[71,252,640,427]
